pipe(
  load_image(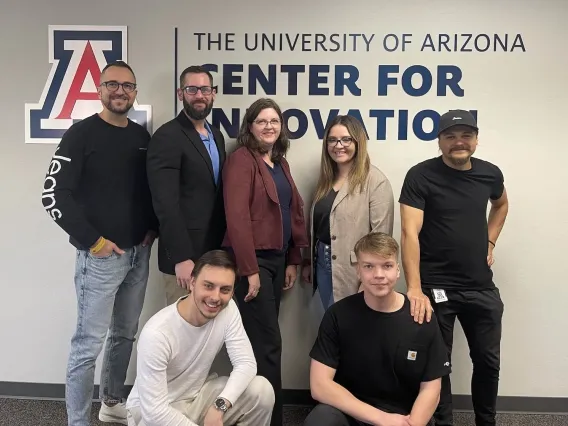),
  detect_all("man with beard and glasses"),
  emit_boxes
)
[398,109,509,426]
[125,250,275,426]
[41,60,158,426]
[146,65,227,305]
